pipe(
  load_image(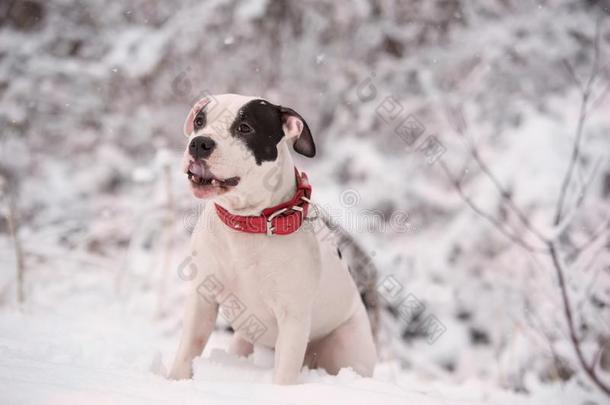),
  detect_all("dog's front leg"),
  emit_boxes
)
[168,289,218,380]
[273,313,311,385]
